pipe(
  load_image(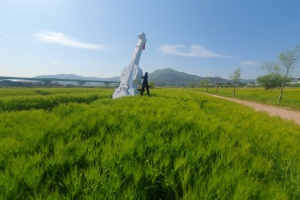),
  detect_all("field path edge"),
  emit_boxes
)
[201,92,300,126]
